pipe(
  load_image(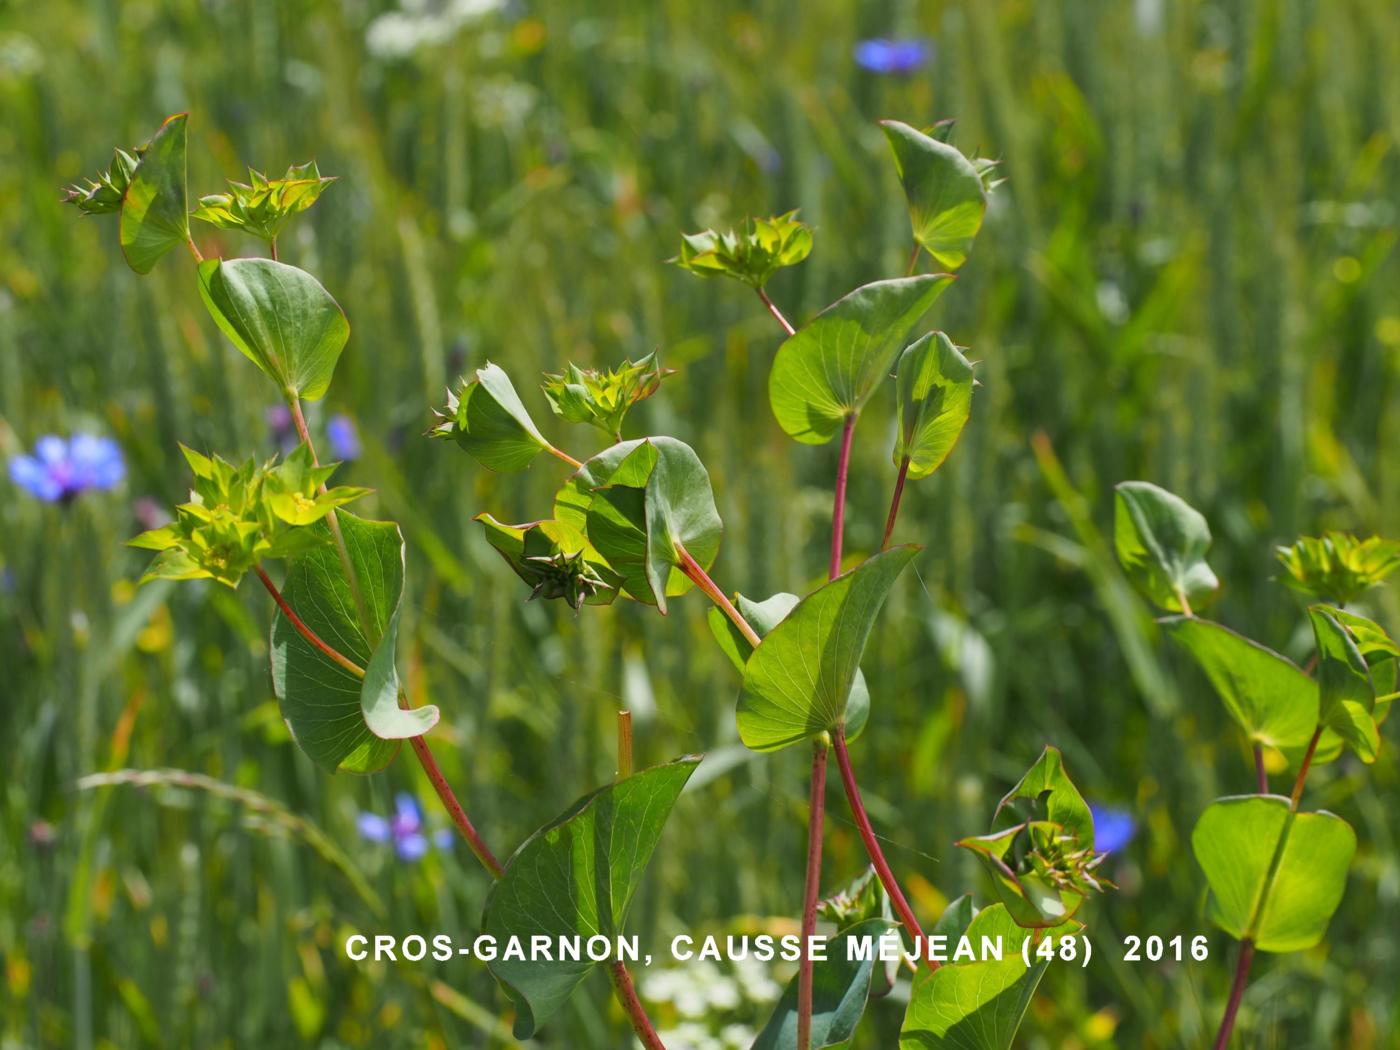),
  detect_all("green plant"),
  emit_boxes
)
[1111,481,1398,1048]
[68,112,1114,1049]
